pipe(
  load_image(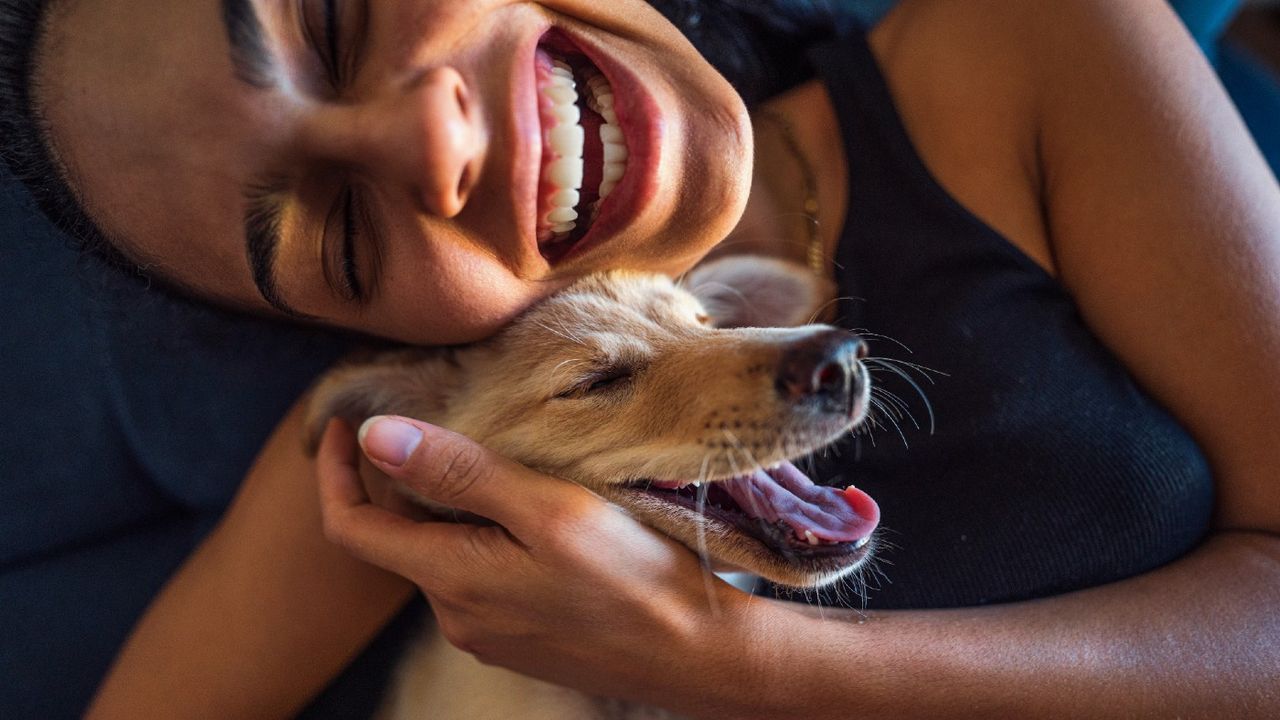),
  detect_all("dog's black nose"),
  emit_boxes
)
[776,330,868,411]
